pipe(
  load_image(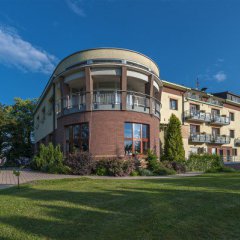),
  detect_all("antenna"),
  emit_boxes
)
[196,78,200,90]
